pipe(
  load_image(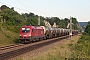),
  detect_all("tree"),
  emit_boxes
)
[0,5,9,10]
[85,21,90,35]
